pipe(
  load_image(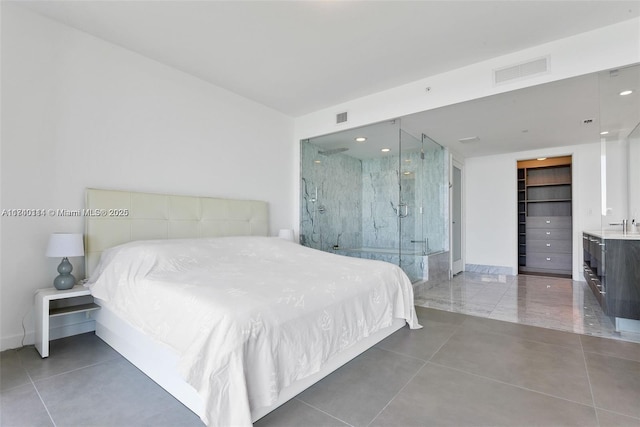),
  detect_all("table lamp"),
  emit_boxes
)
[46,233,84,290]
